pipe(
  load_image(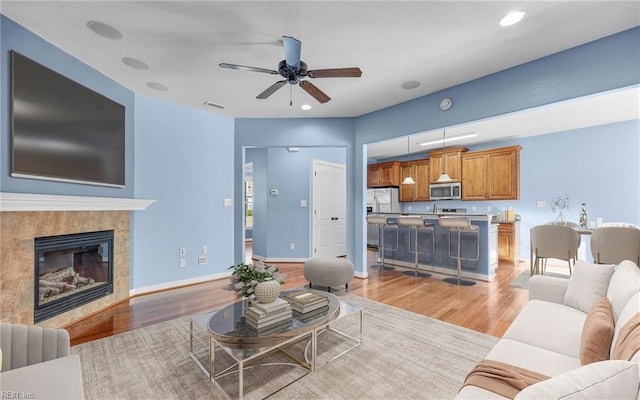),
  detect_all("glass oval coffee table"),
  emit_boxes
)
[189,289,362,399]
